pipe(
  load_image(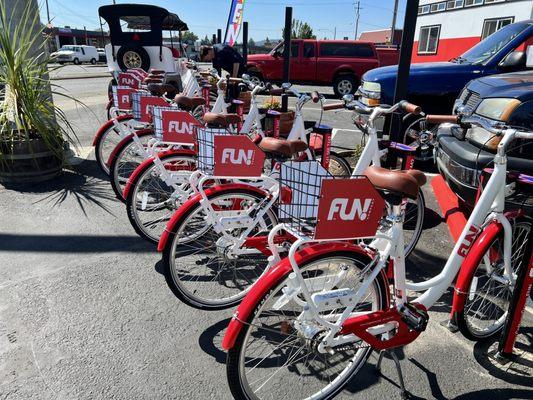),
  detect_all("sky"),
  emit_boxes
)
[39,0,408,41]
